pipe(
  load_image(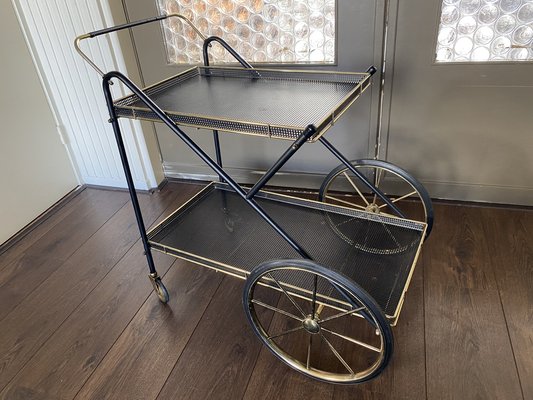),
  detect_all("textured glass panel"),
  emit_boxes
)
[158,0,336,64]
[436,0,533,62]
